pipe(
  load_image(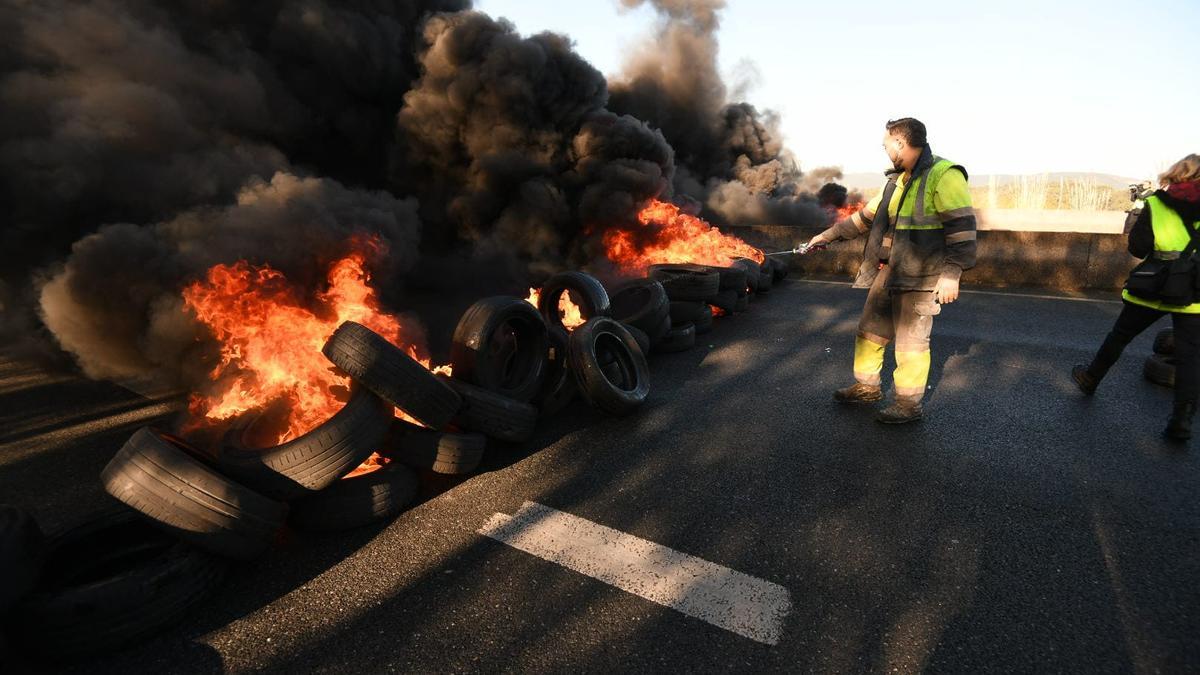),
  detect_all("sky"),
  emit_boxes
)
[474,0,1199,181]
